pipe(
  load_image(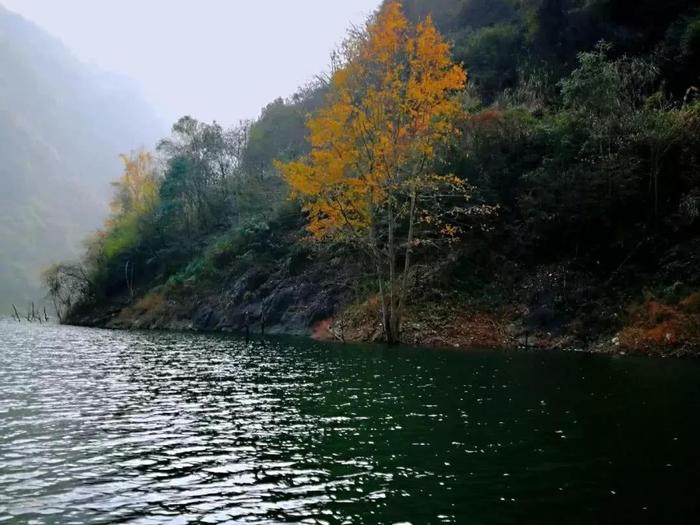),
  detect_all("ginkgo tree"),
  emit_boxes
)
[276,1,486,343]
